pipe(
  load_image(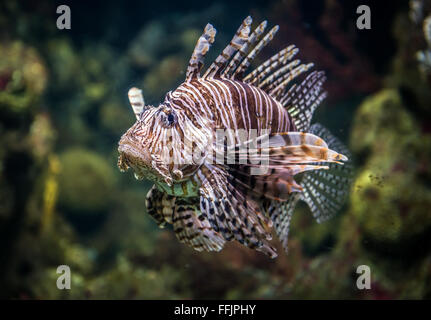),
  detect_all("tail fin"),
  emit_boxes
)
[269,123,353,252]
